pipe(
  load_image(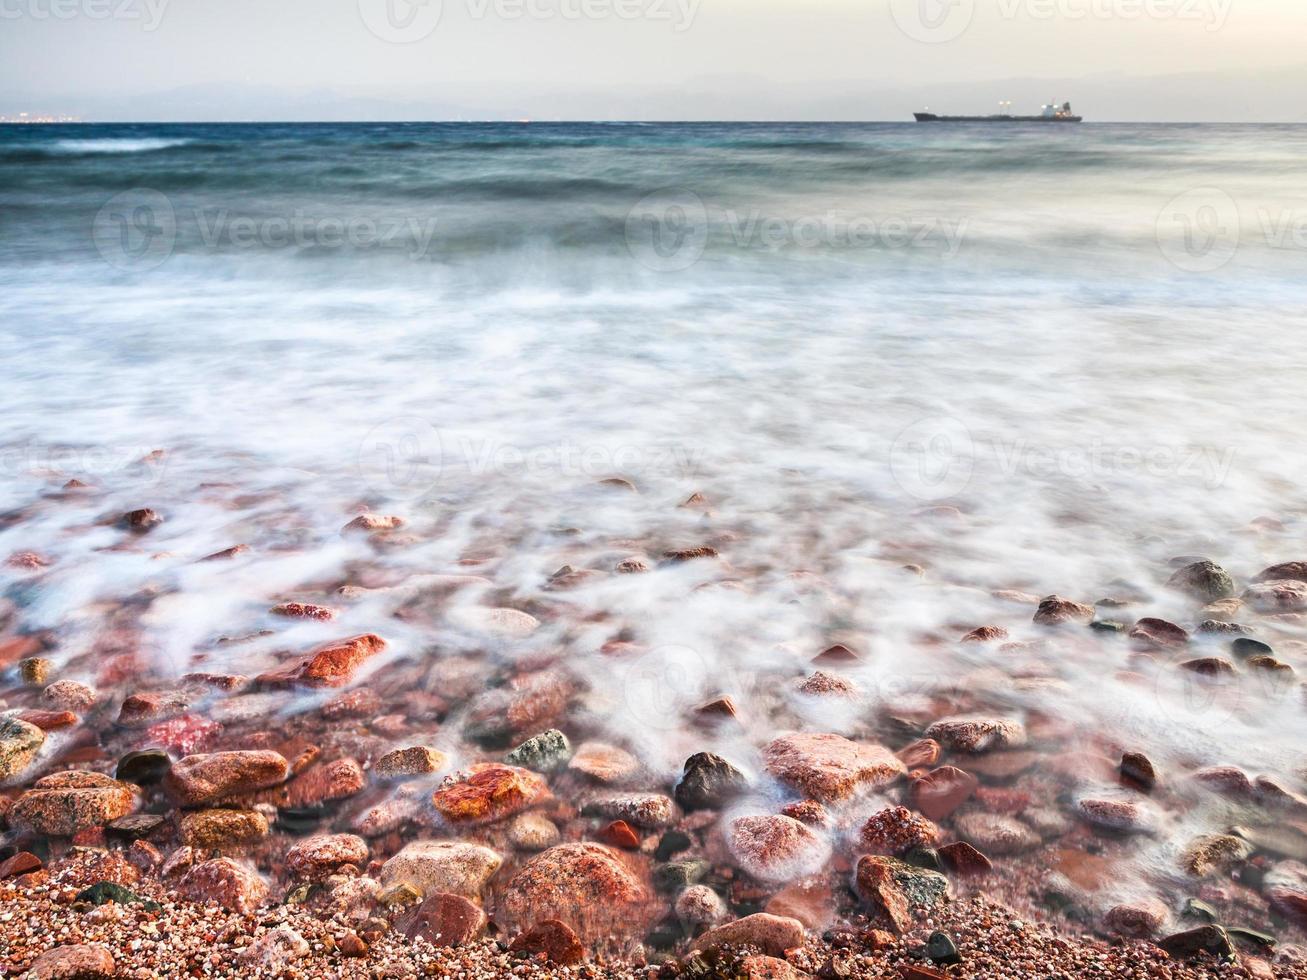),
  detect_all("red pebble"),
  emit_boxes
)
[597,820,641,850]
